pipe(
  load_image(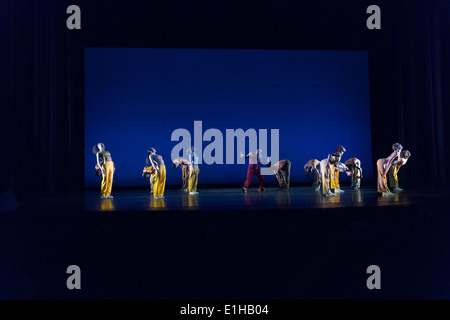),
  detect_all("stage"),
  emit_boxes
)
[8,185,447,216]
[1,186,450,300]
[87,186,438,212]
